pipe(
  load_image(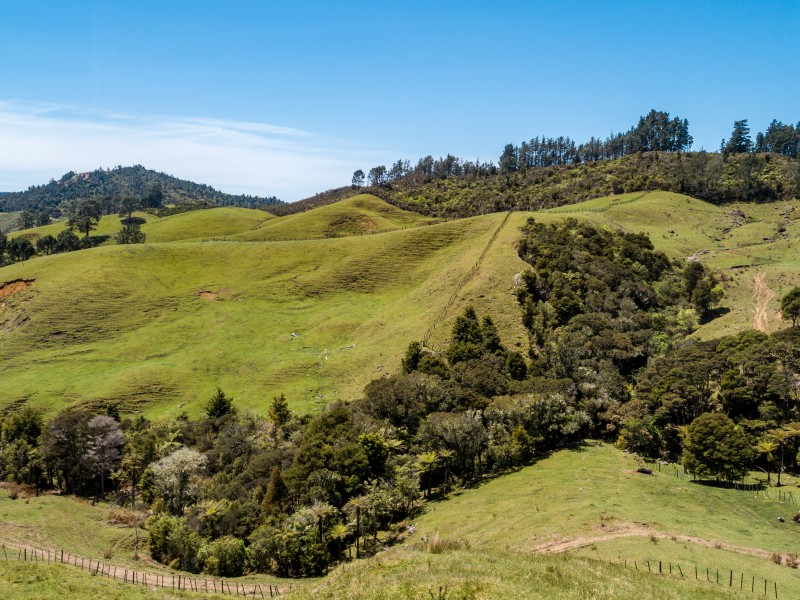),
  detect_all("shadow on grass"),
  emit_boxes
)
[700,306,731,324]
[690,479,765,492]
